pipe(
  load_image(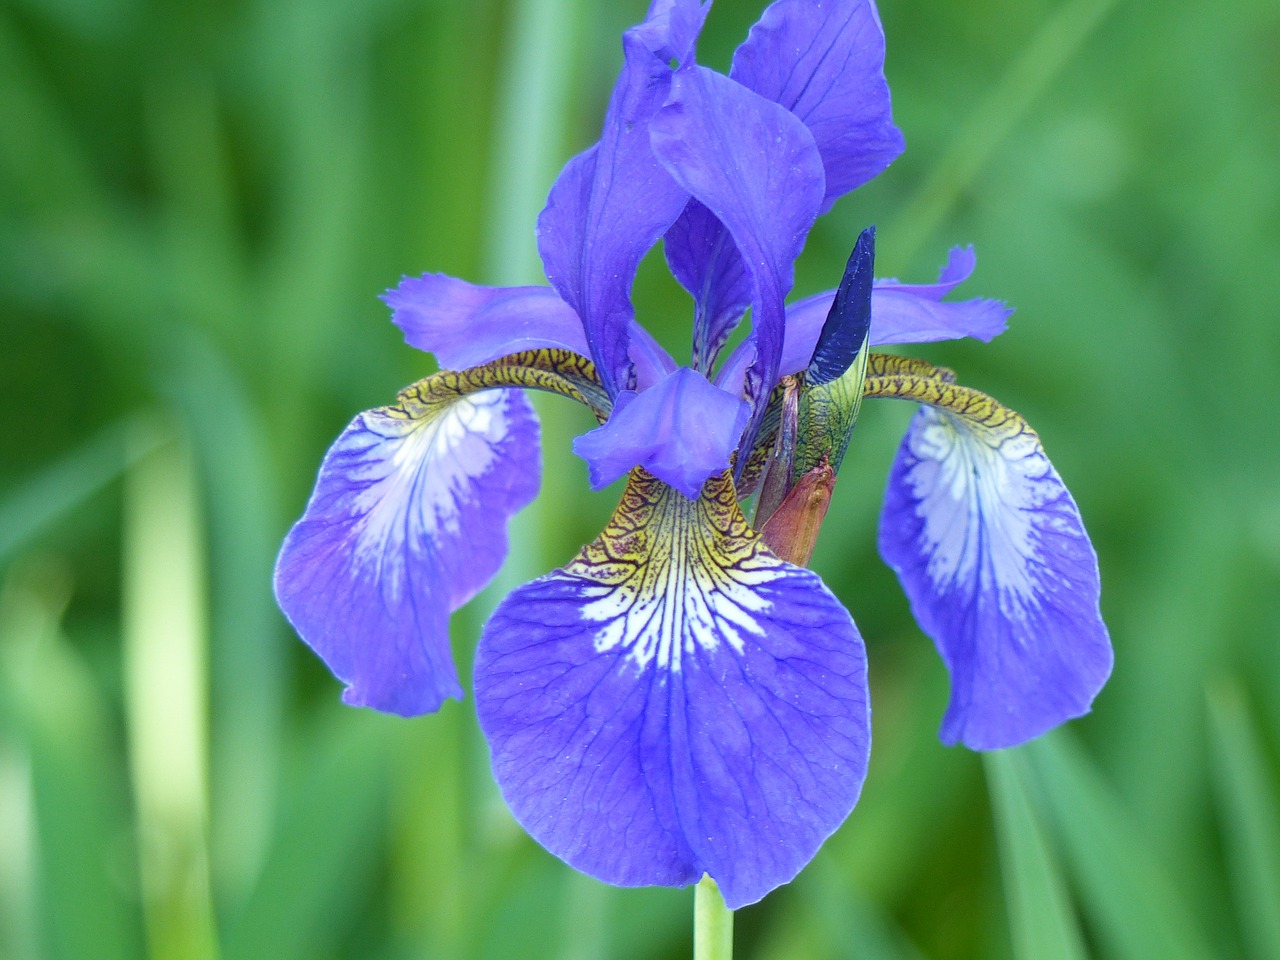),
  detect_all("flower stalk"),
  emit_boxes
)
[694,876,733,960]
